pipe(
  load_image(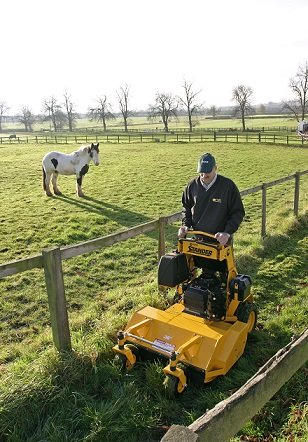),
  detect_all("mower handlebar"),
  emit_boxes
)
[185,230,217,240]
